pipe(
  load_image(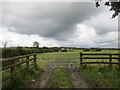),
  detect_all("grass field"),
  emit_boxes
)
[36,50,120,88]
[37,50,119,68]
[2,49,120,88]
